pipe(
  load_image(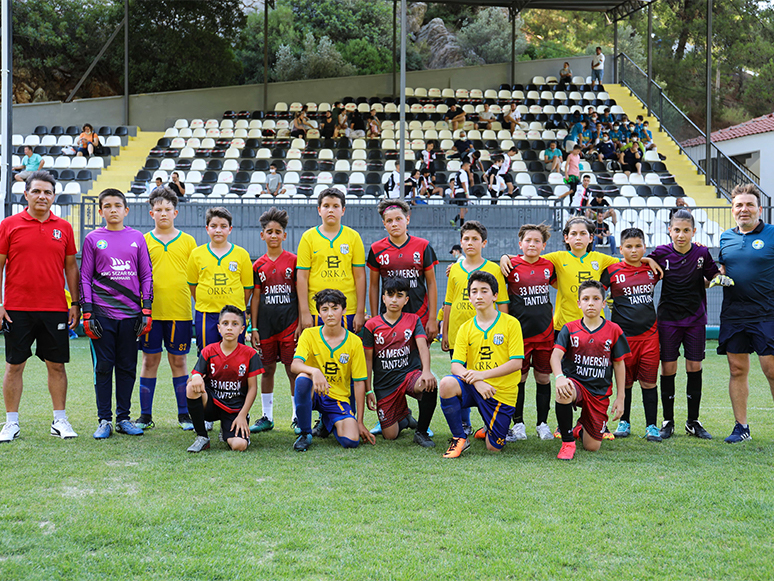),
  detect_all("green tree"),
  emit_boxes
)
[339,39,392,75]
[457,8,526,65]
[235,4,297,84]
[273,33,355,82]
